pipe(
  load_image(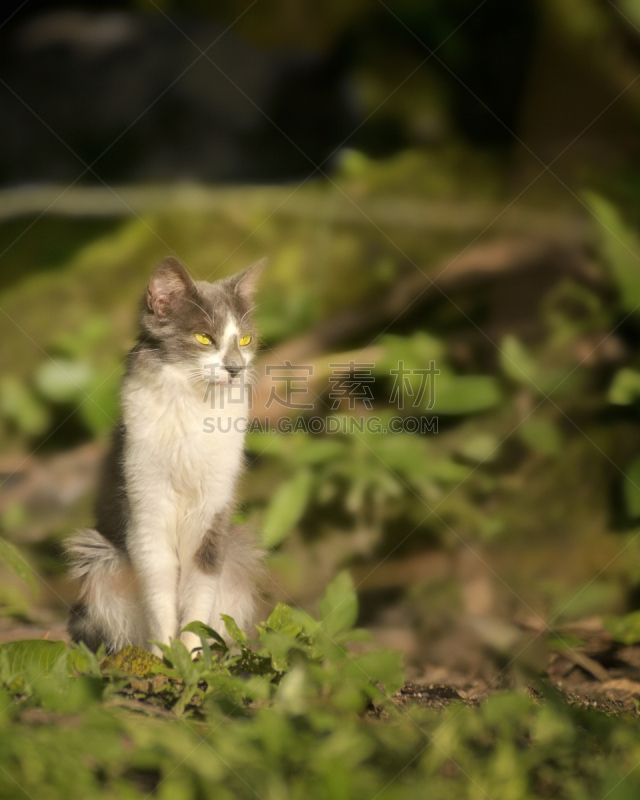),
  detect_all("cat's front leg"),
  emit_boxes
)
[178,560,221,658]
[177,514,230,657]
[128,518,180,657]
[178,526,258,658]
